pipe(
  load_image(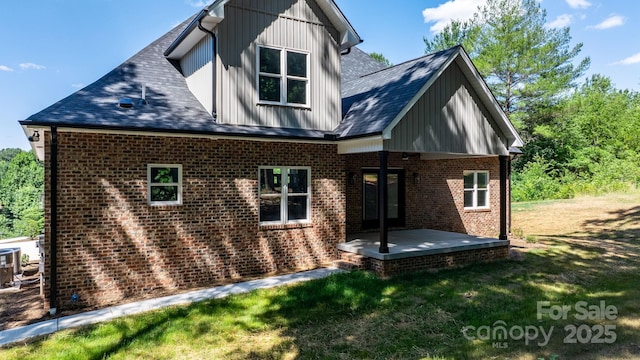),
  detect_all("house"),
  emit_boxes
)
[20,0,523,312]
